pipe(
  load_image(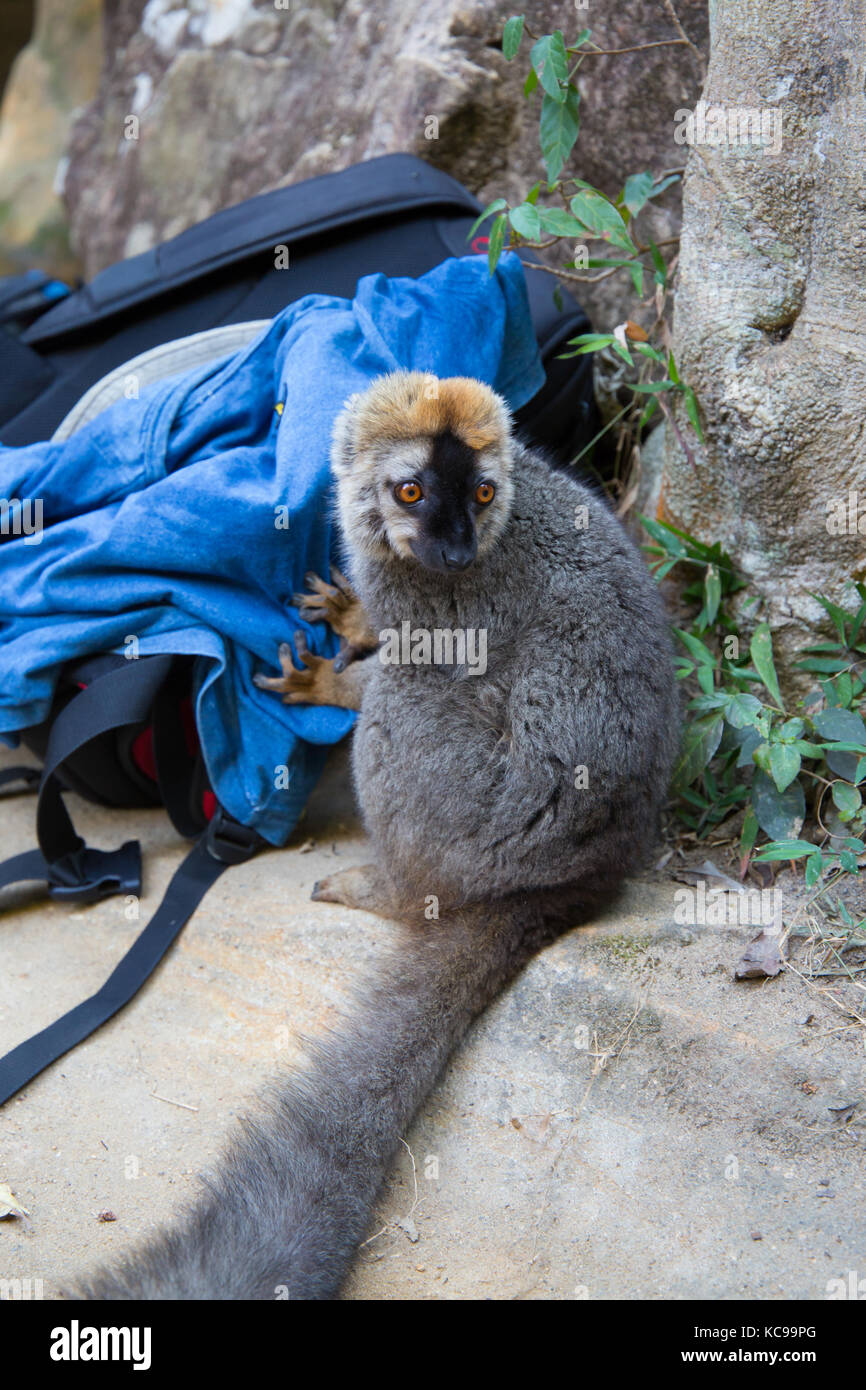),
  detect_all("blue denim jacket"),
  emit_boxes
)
[0,254,544,844]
